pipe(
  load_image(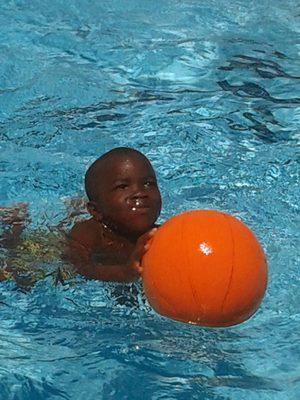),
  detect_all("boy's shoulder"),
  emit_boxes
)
[69,218,103,251]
